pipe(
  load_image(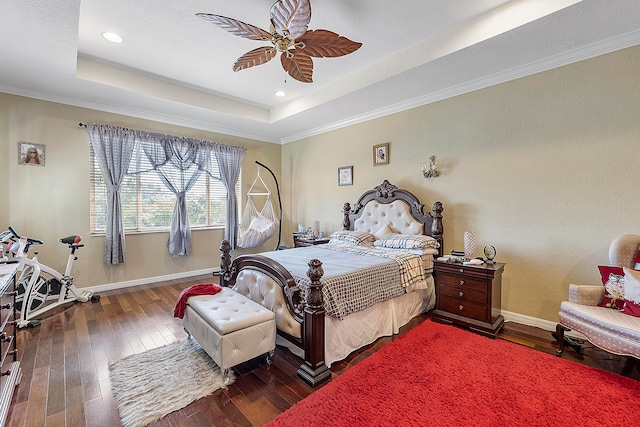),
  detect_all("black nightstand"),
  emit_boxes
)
[431,260,505,338]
